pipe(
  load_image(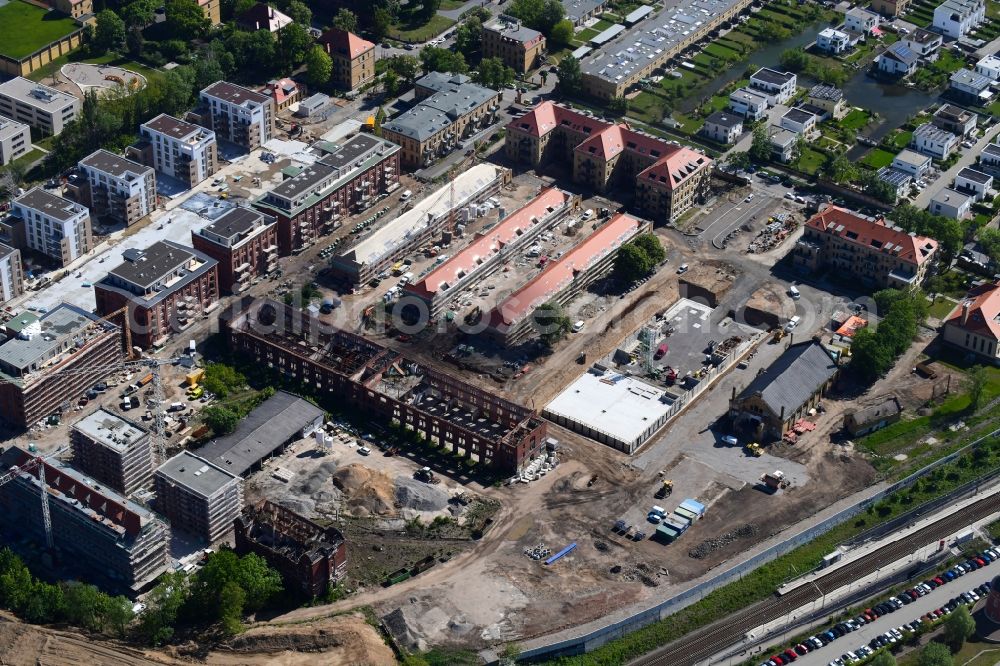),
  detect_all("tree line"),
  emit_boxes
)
[849,288,927,383]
